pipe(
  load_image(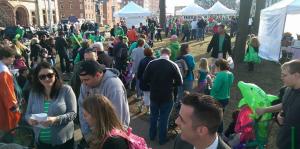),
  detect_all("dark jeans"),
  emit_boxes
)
[150,32,155,40]
[181,32,190,42]
[199,28,205,40]
[37,138,74,149]
[177,80,194,101]
[217,99,229,133]
[149,100,173,144]
[156,33,162,41]
[191,29,197,40]
[59,53,70,73]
